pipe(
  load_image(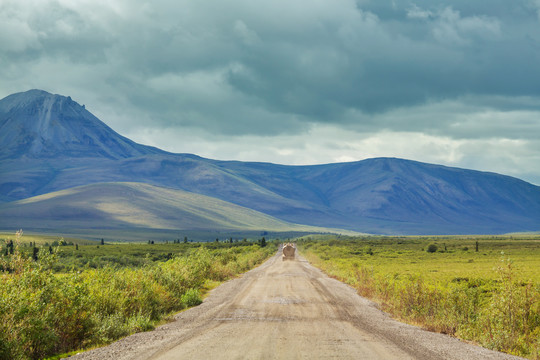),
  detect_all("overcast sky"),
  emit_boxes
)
[1,0,540,185]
